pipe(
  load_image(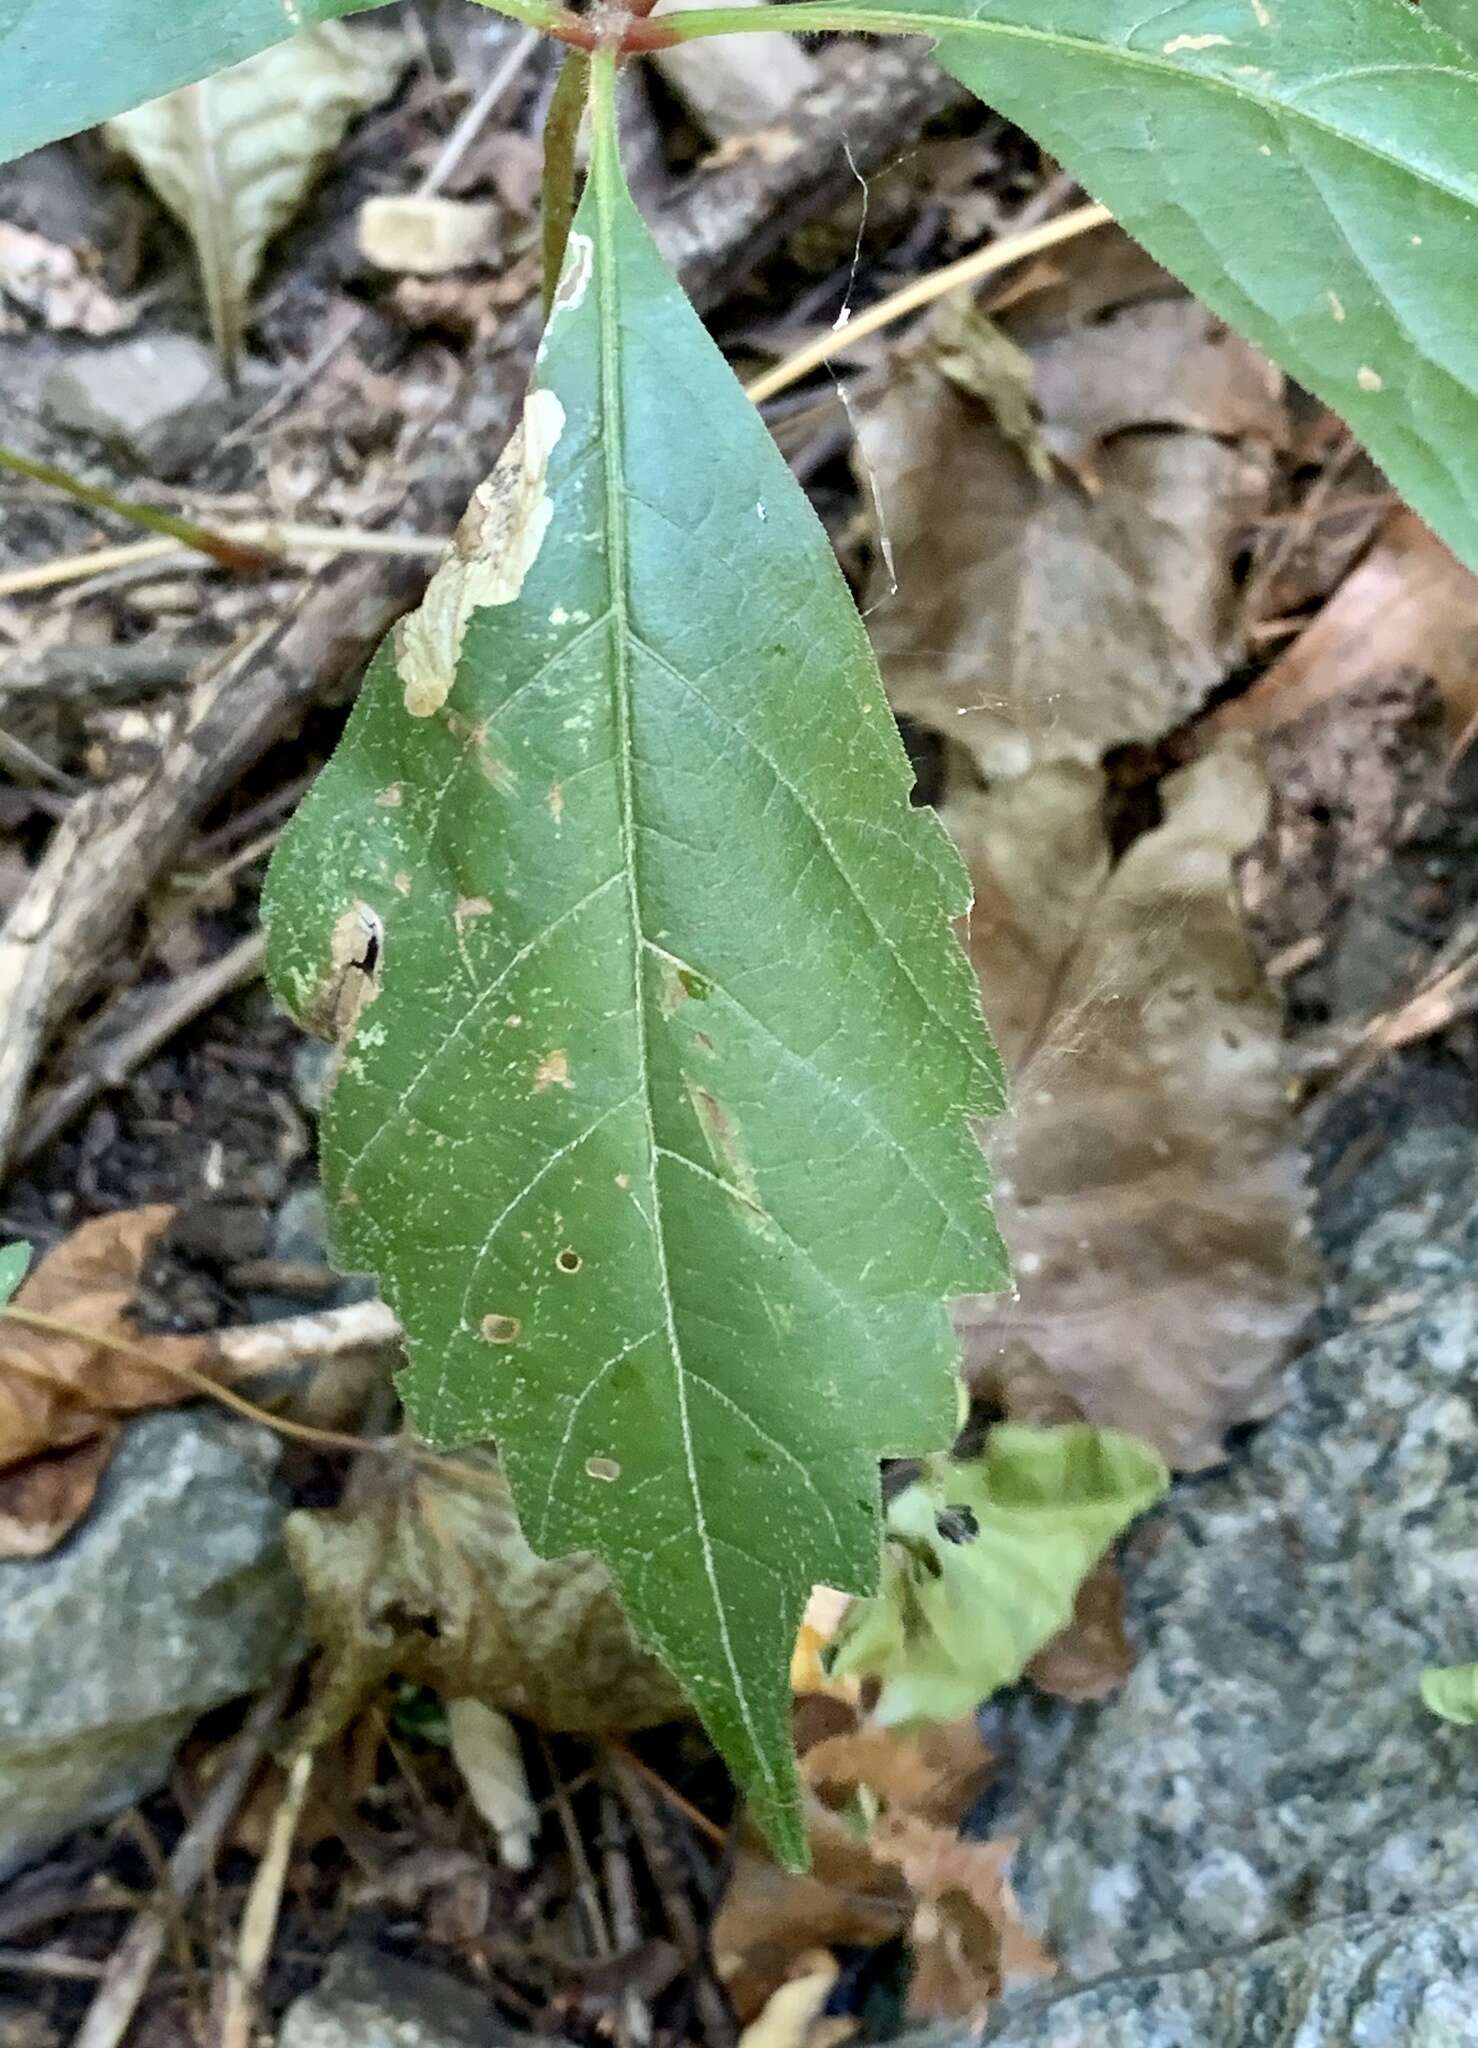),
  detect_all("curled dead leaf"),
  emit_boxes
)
[0,1205,211,1457]
[712,1797,910,2023]
[802,1716,991,1828]
[1024,1560,1134,1704]
[949,741,1318,1467]
[285,1450,688,1745]
[856,233,1282,776]
[870,1811,1053,2019]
